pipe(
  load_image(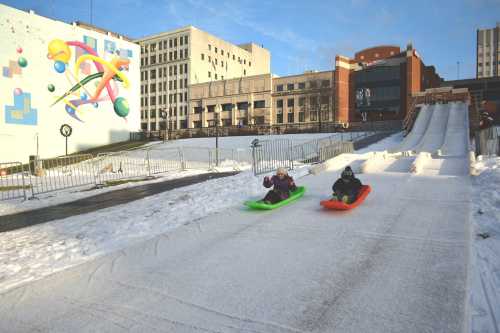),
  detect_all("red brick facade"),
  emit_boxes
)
[354,46,401,63]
